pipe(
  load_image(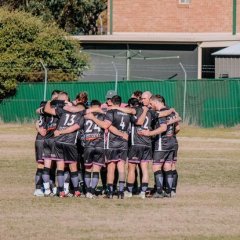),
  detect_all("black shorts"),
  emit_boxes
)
[153,150,174,165]
[128,145,152,164]
[105,149,128,162]
[173,144,179,163]
[55,142,78,163]
[43,138,56,161]
[84,147,105,167]
[35,140,44,163]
